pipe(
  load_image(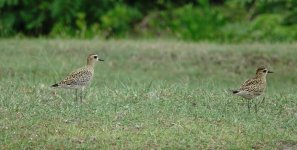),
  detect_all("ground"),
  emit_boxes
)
[0,39,296,149]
